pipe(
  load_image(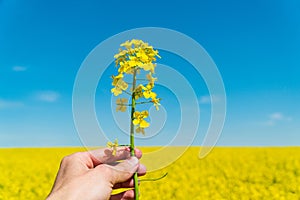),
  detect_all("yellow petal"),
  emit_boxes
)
[121,98,128,103]
[150,91,157,99]
[111,88,122,96]
[141,110,149,117]
[116,98,121,104]
[140,120,149,128]
[107,141,113,148]
[133,119,139,125]
[120,106,126,112]
[121,40,131,49]
[141,63,154,71]
[133,111,140,118]
[136,127,145,135]
[143,91,151,99]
